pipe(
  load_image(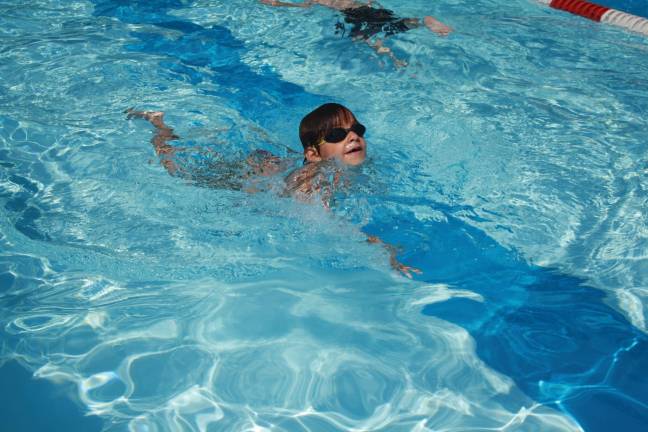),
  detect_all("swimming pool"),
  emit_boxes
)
[1,0,647,430]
